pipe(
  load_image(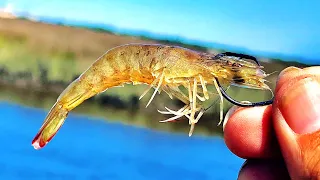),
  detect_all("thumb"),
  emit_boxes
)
[273,66,320,179]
